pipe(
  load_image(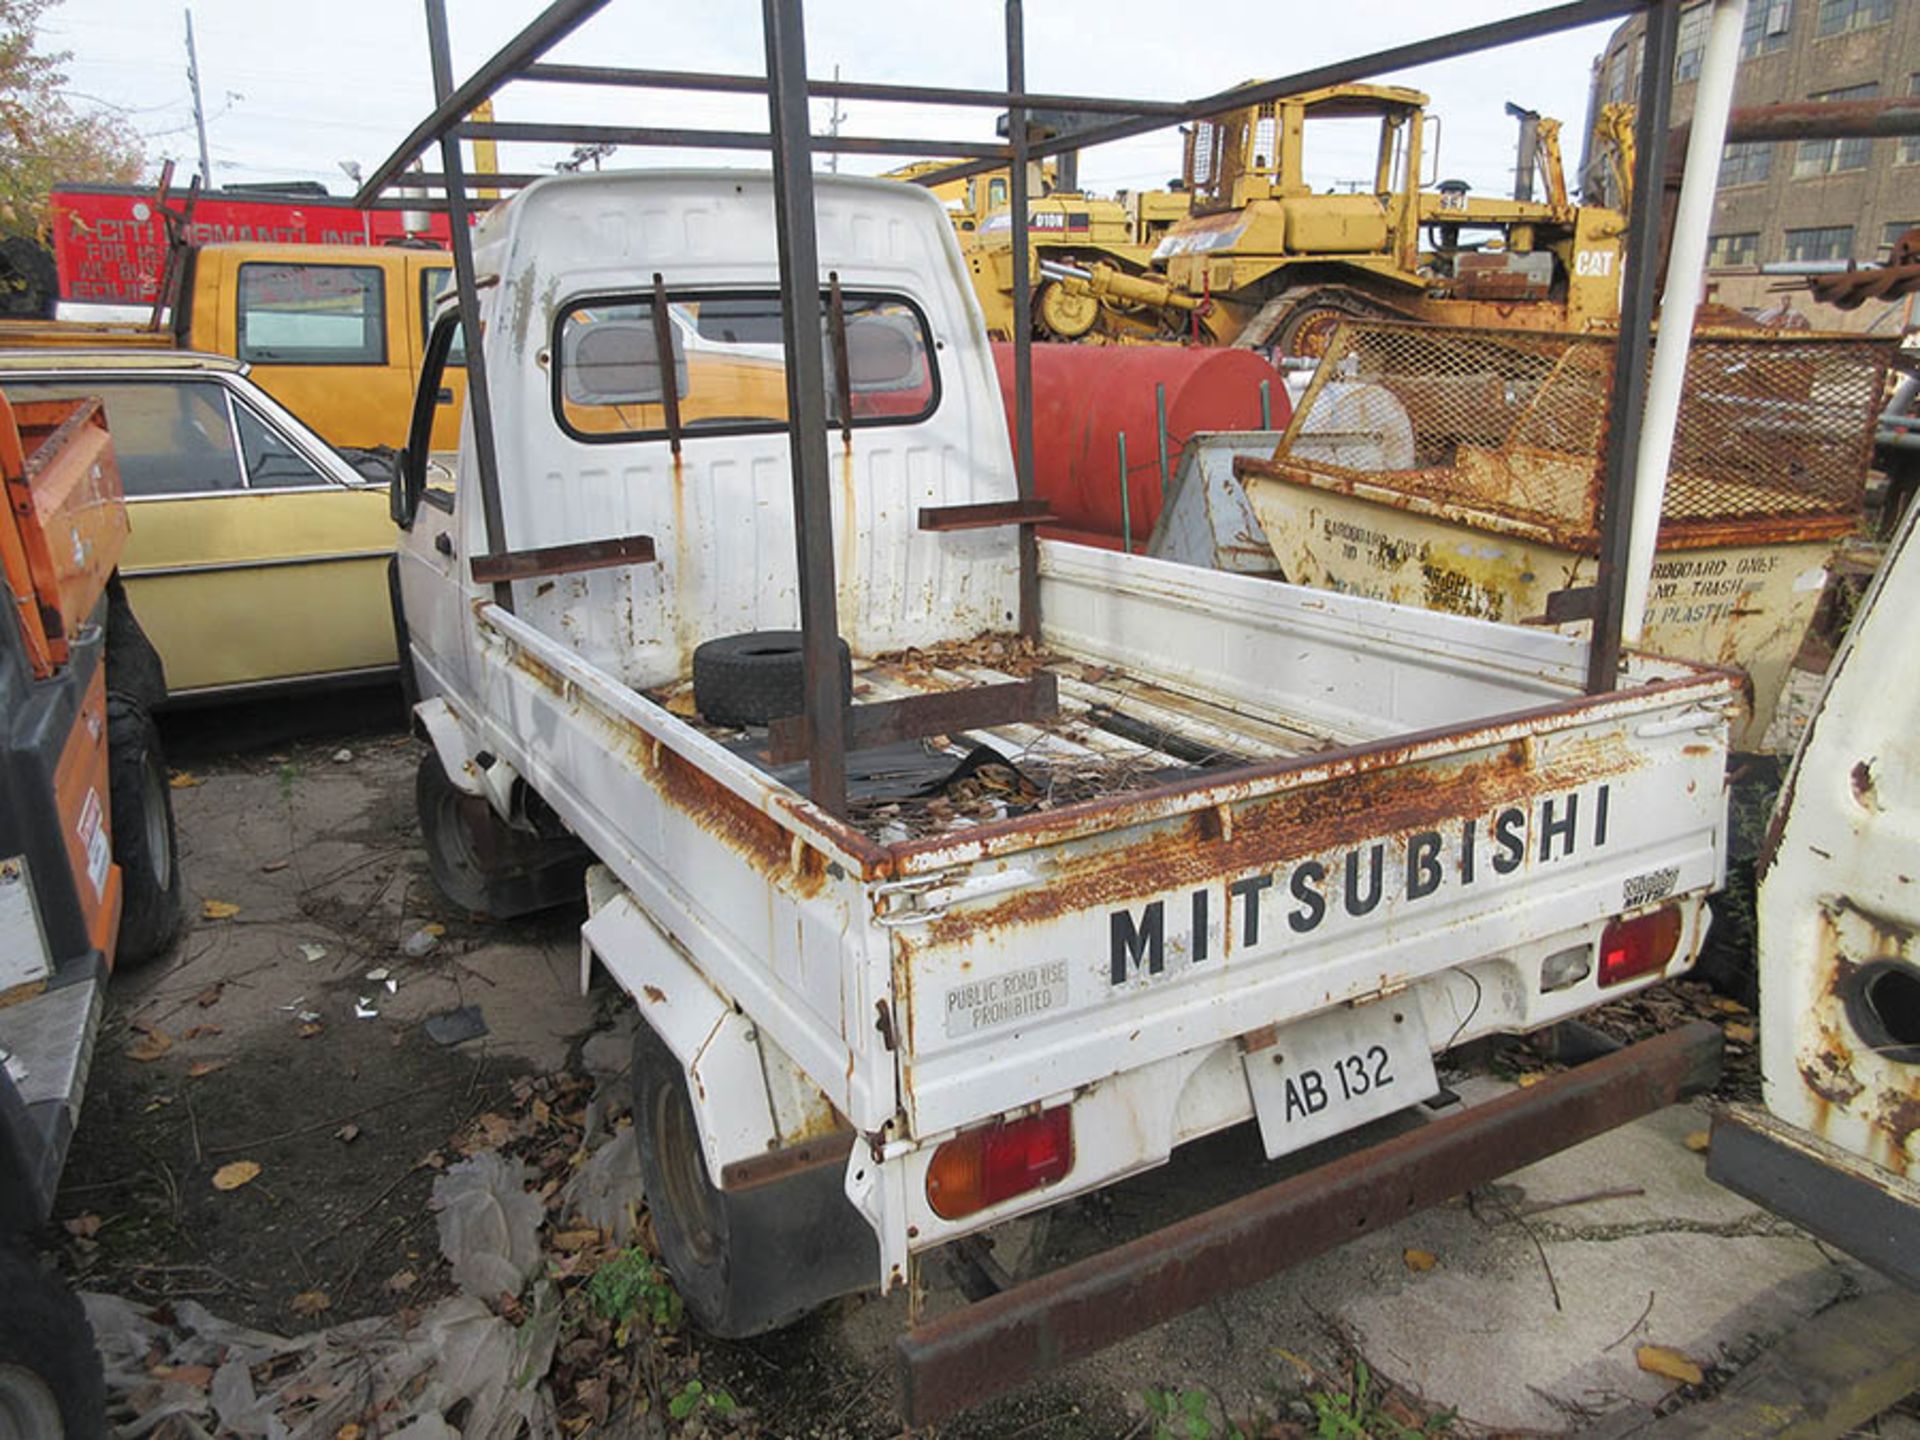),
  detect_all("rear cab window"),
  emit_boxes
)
[237,262,387,365]
[552,289,937,443]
